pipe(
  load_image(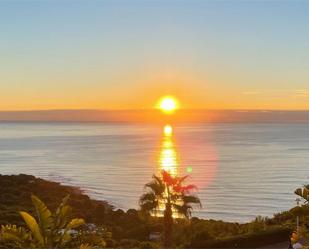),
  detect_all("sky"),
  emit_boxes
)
[1,0,309,111]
